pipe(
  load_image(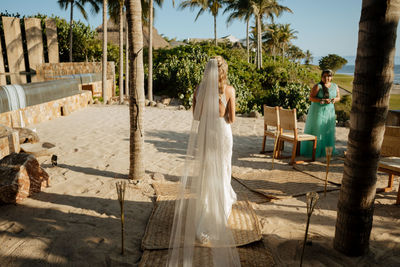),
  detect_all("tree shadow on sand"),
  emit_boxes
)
[0,193,152,266]
[41,163,129,179]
